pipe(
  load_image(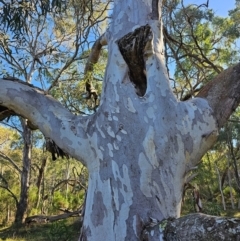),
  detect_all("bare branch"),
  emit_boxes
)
[84,33,108,74]
[0,151,21,173]
[0,173,19,207]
